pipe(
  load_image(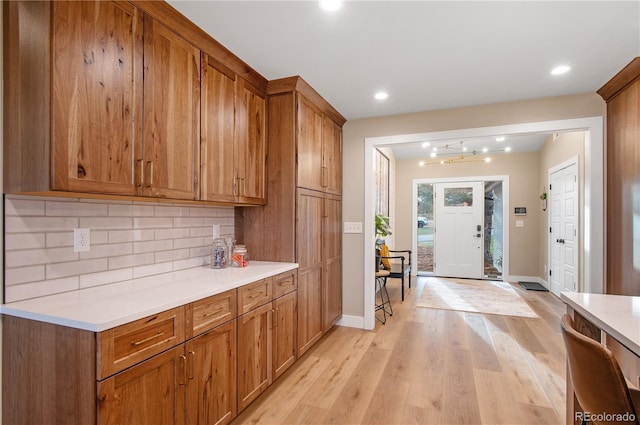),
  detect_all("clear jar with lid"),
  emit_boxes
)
[231,245,249,267]
[211,238,229,269]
